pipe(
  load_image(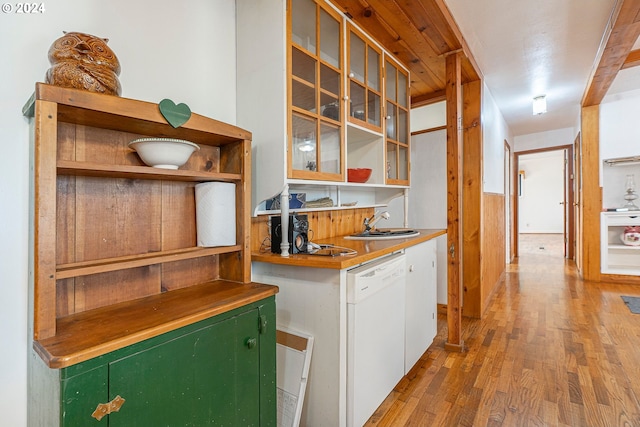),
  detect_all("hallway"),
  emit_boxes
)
[365,248,640,426]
